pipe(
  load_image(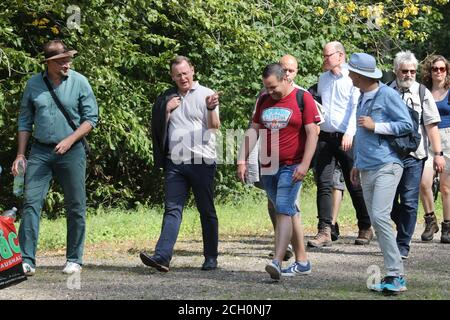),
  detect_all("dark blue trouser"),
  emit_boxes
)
[19,142,86,268]
[391,155,425,255]
[154,159,218,264]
